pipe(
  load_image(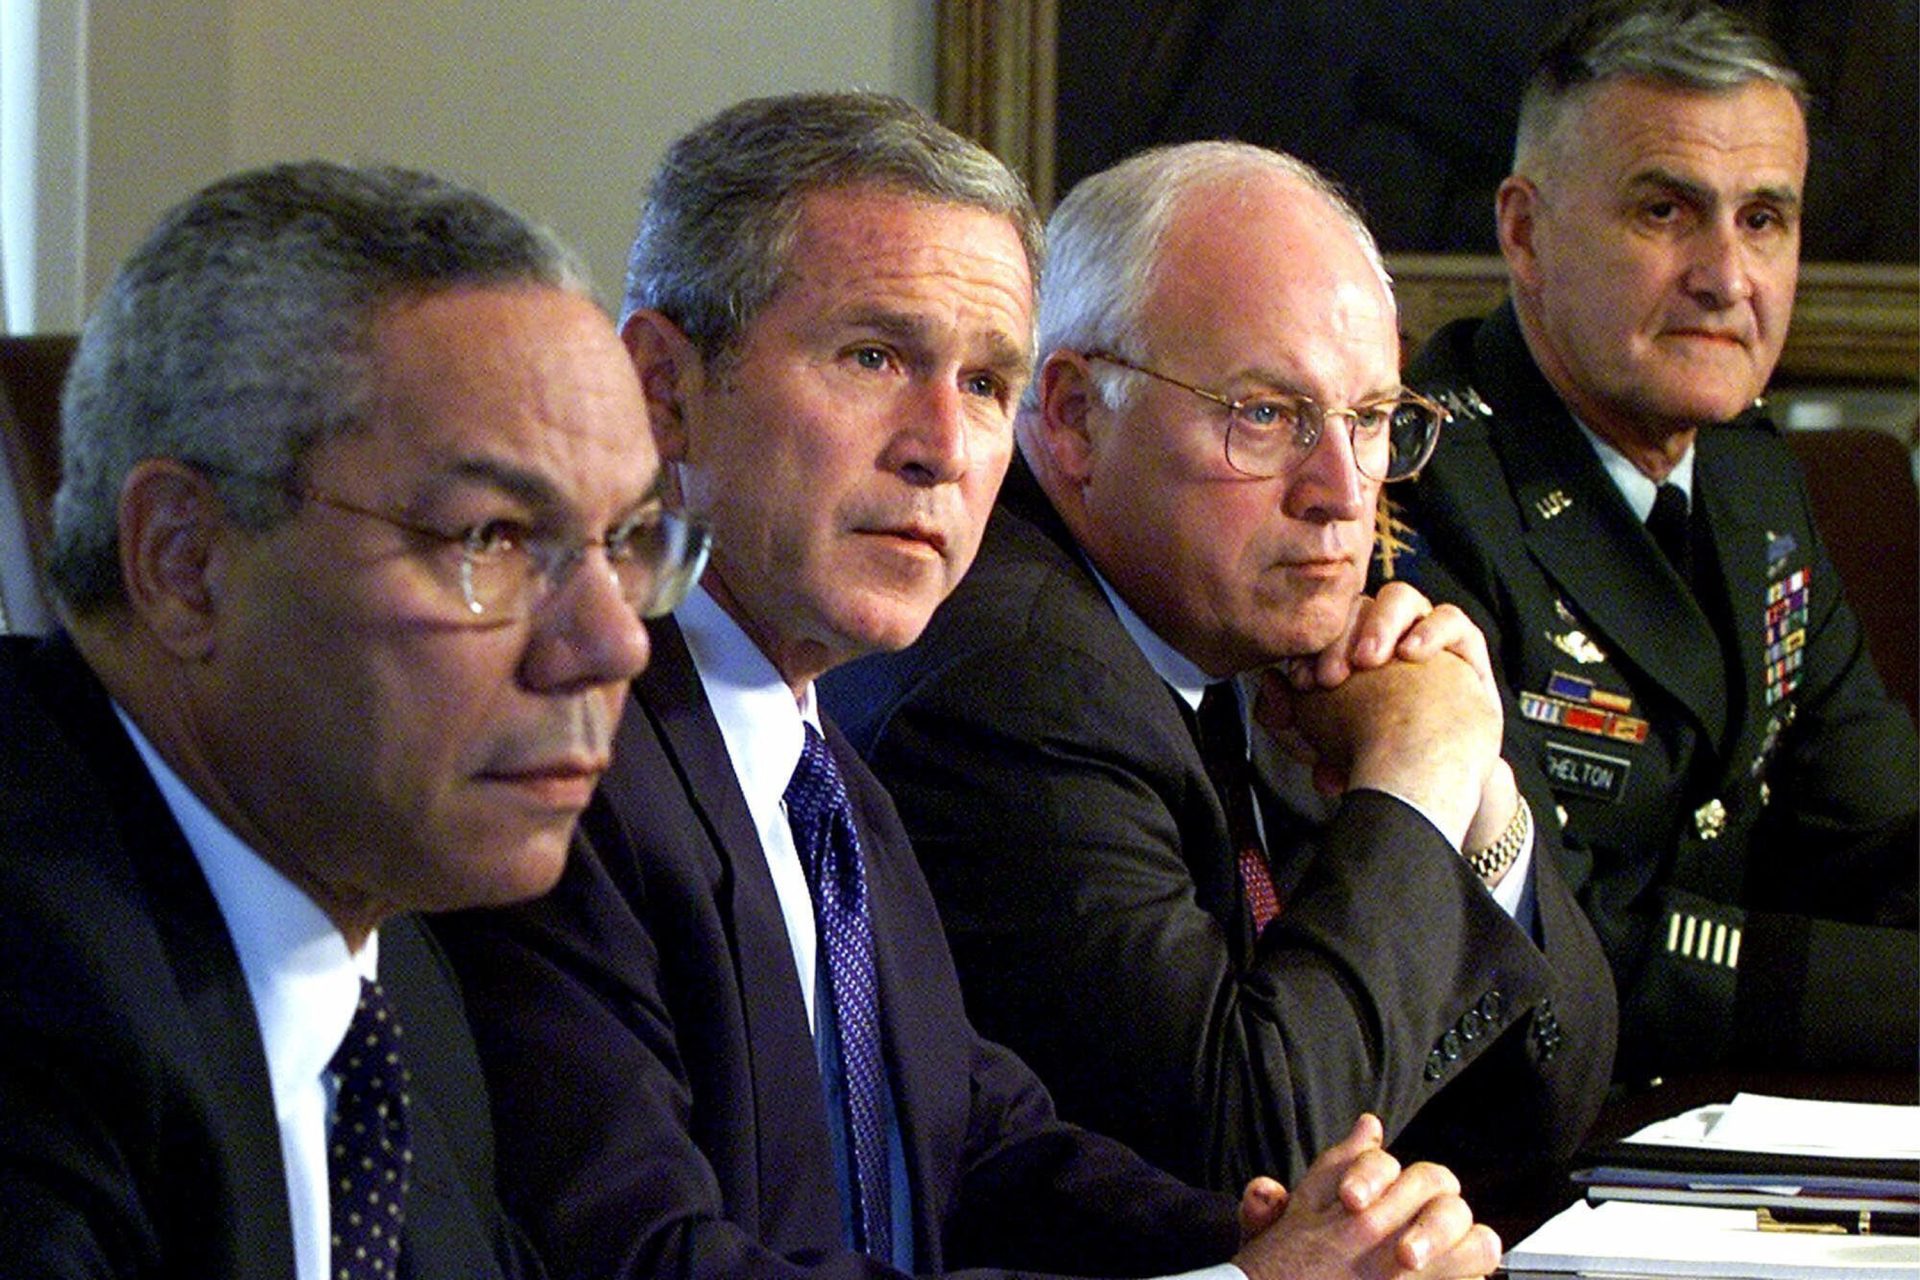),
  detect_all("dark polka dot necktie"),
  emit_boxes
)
[328,978,413,1280]
[785,724,891,1260]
